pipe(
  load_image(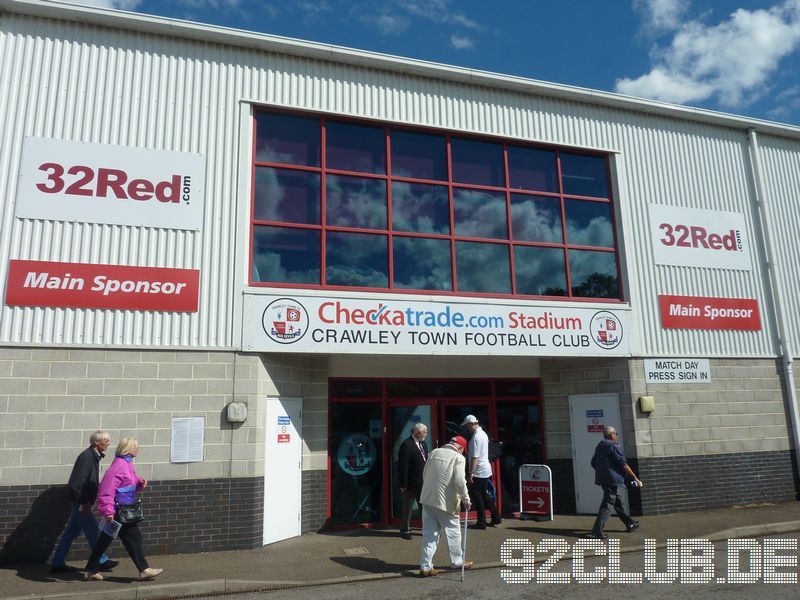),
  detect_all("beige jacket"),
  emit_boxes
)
[420,444,470,515]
